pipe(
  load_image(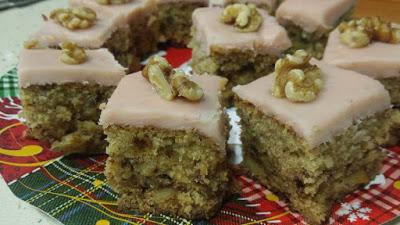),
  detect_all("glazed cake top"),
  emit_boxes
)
[276,0,356,33]
[323,28,400,79]
[192,7,291,56]
[99,73,227,148]
[233,60,391,148]
[69,0,154,22]
[18,48,125,88]
[33,0,152,48]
